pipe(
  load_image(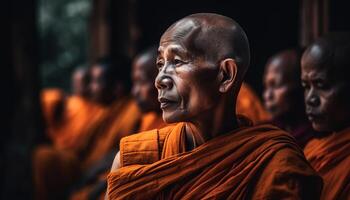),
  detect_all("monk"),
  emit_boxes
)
[34,60,129,200]
[80,57,142,170]
[44,67,106,152]
[71,67,90,98]
[107,13,322,199]
[237,82,270,124]
[302,33,350,200]
[69,47,166,200]
[263,49,314,148]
